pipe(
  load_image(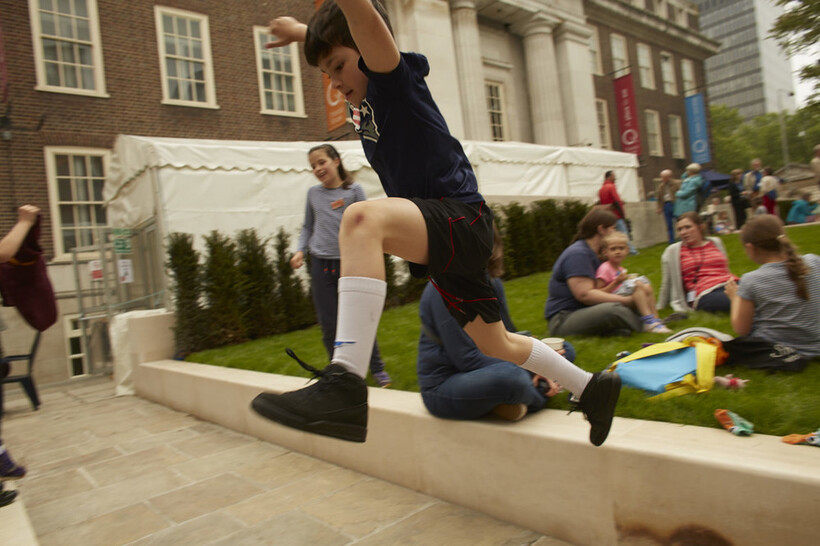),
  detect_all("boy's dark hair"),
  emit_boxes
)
[308,143,353,189]
[305,0,393,67]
